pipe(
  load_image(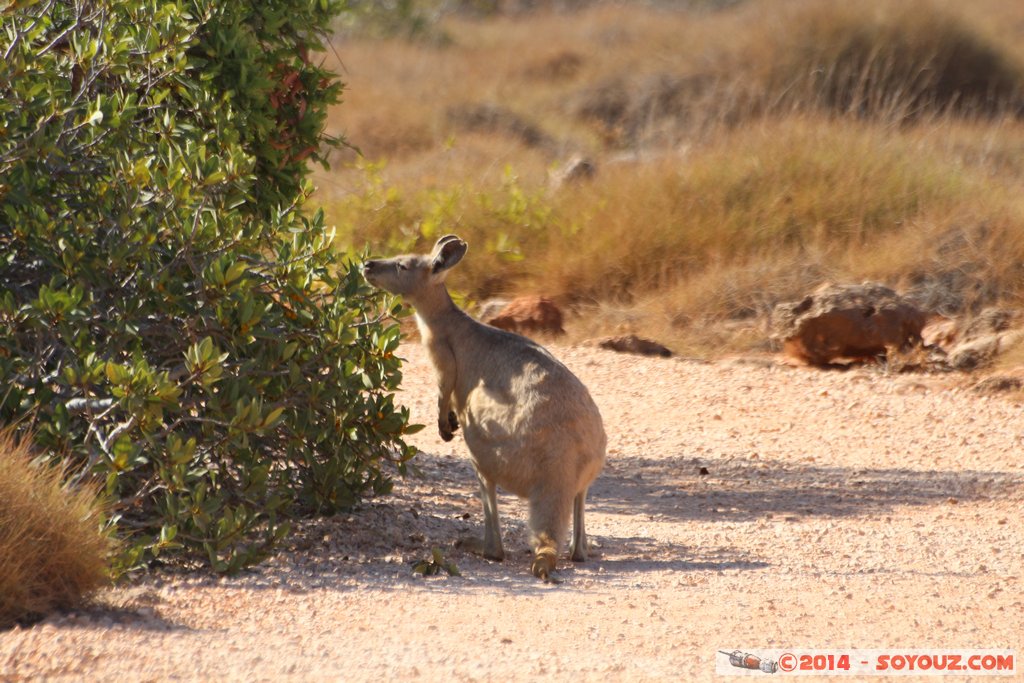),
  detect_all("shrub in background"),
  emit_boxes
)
[732,0,1024,120]
[1,0,417,573]
[338,0,446,41]
[0,431,111,627]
